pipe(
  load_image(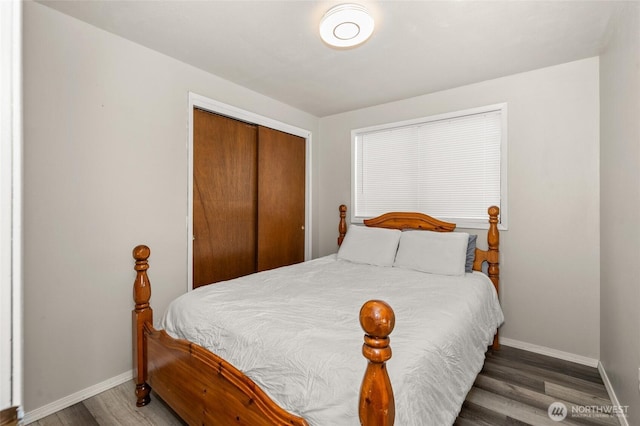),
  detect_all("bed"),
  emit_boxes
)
[132,205,503,425]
